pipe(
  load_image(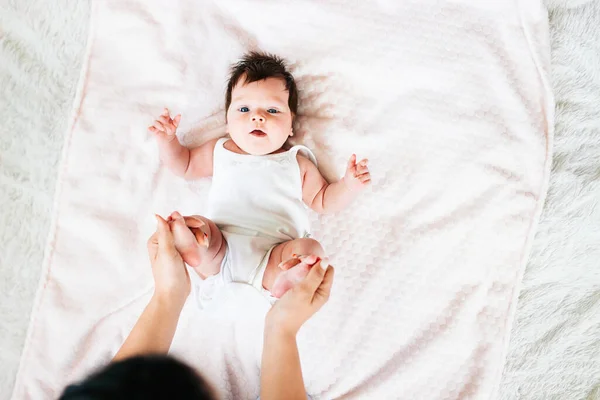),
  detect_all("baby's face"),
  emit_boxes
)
[227,76,293,155]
